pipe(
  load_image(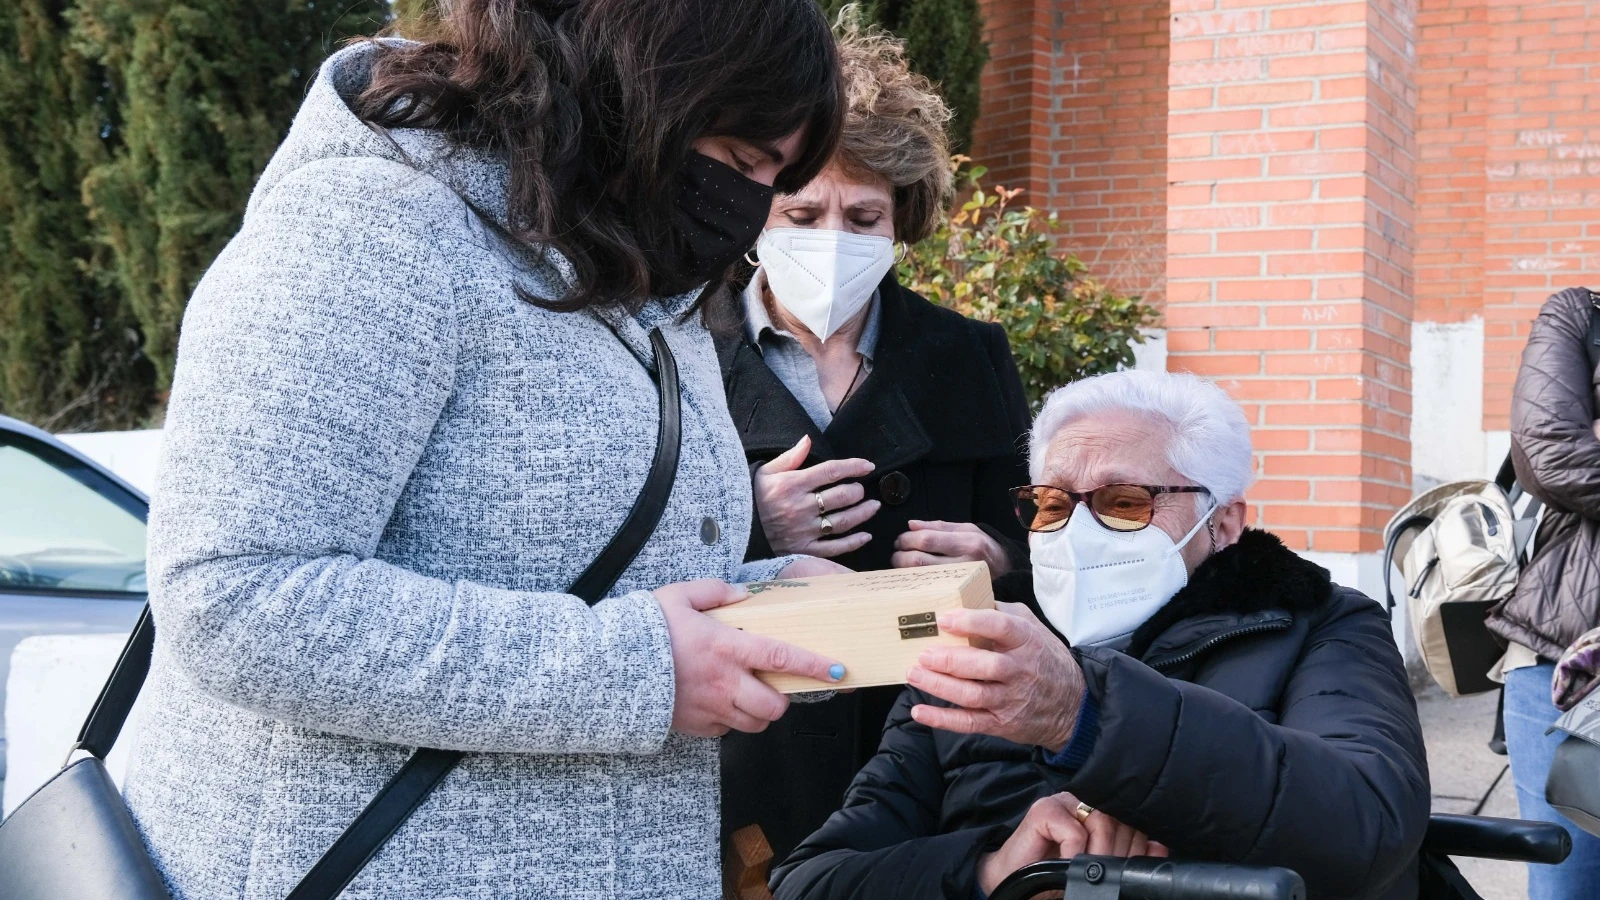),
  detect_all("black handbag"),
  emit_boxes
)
[1547,690,1600,839]
[0,328,683,900]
